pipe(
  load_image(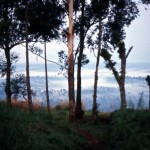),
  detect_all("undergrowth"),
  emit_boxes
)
[107,109,150,150]
[0,103,88,150]
[1,101,150,150]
